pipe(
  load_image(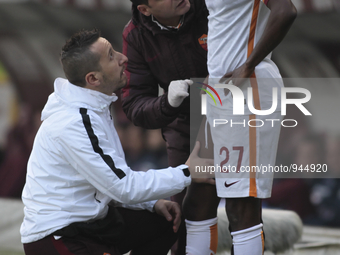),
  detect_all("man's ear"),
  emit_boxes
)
[137,4,152,16]
[85,72,100,87]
